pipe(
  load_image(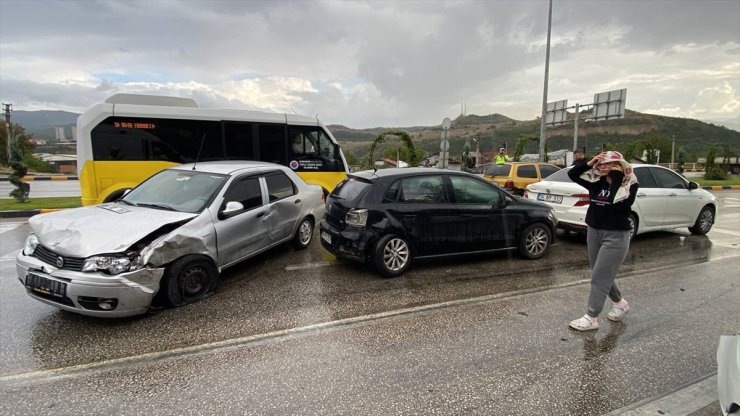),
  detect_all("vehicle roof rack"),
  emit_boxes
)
[104,94,198,108]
